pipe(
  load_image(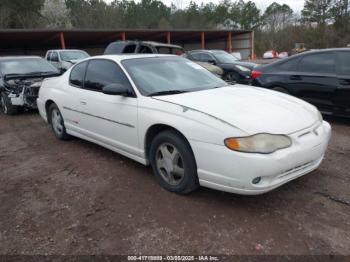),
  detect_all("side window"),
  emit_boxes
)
[69,61,87,88]
[199,53,214,62]
[157,47,171,54]
[84,60,131,92]
[139,45,153,54]
[189,52,201,61]
[46,52,51,61]
[279,58,299,71]
[336,52,350,75]
[51,52,59,62]
[123,44,137,53]
[298,53,335,74]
